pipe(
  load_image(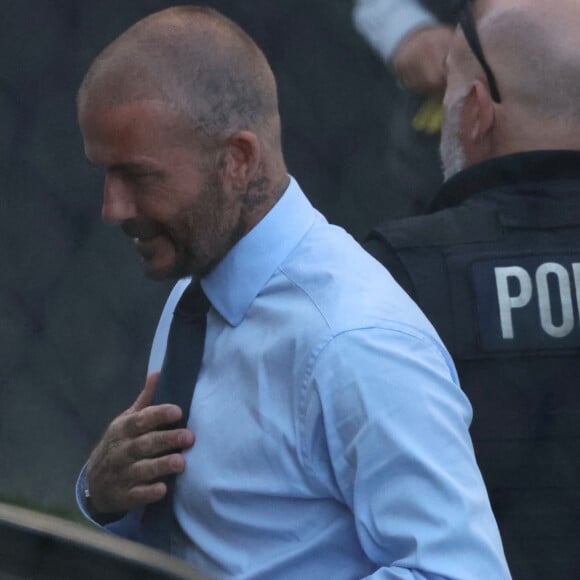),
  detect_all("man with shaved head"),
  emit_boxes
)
[366,0,580,577]
[75,5,509,578]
